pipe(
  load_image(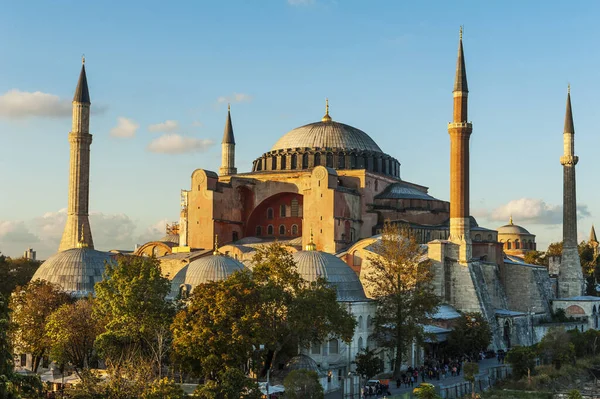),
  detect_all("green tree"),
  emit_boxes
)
[523,251,547,266]
[354,348,382,380]
[45,299,102,374]
[0,256,40,298]
[463,362,479,399]
[283,370,324,399]
[365,222,440,378]
[141,378,184,399]
[193,367,259,399]
[93,255,174,374]
[538,327,574,369]
[172,243,355,381]
[413,383,441,399]
[568,389,583,399]
[0,293,17,399]
[445,313,491,359]
[506,346,536,380]
[9,280,70,372]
